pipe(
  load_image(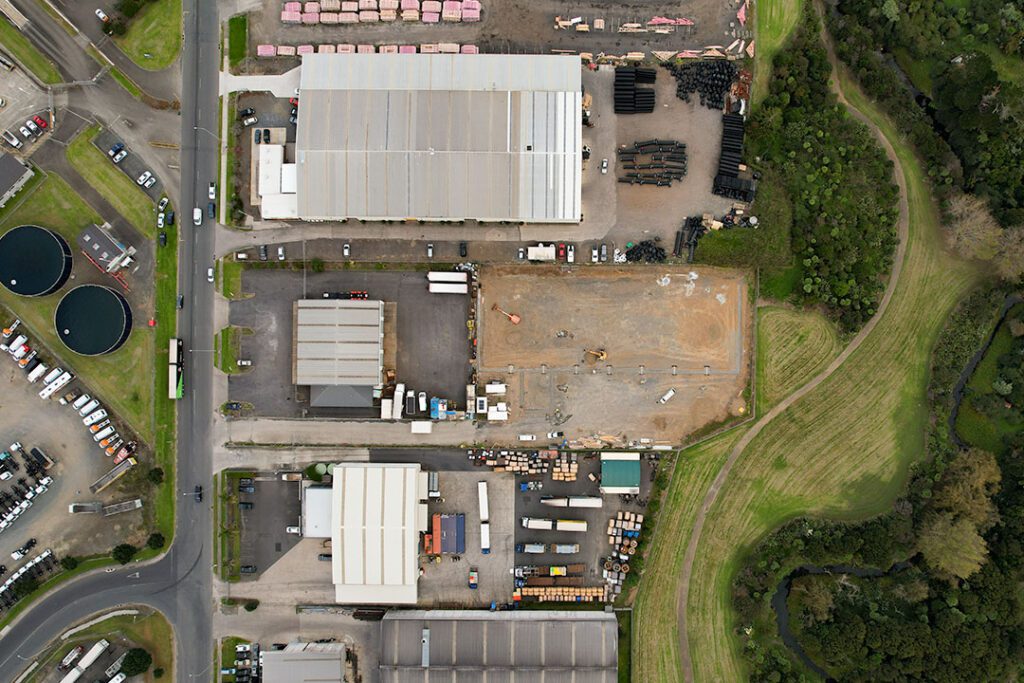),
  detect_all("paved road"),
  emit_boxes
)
[9,0,98,84]
[674,9,915,681]
[0,2,218,681]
